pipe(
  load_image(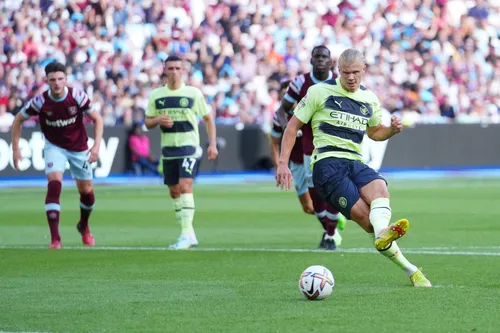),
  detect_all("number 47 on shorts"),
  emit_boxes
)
[182,158,197,175]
